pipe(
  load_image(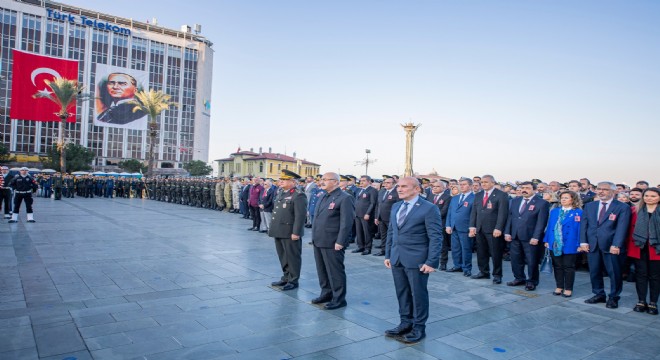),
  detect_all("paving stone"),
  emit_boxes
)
[277,332,353,357]
[33,322,86,357]
[90,337,182,360]
[0,325,35,352]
